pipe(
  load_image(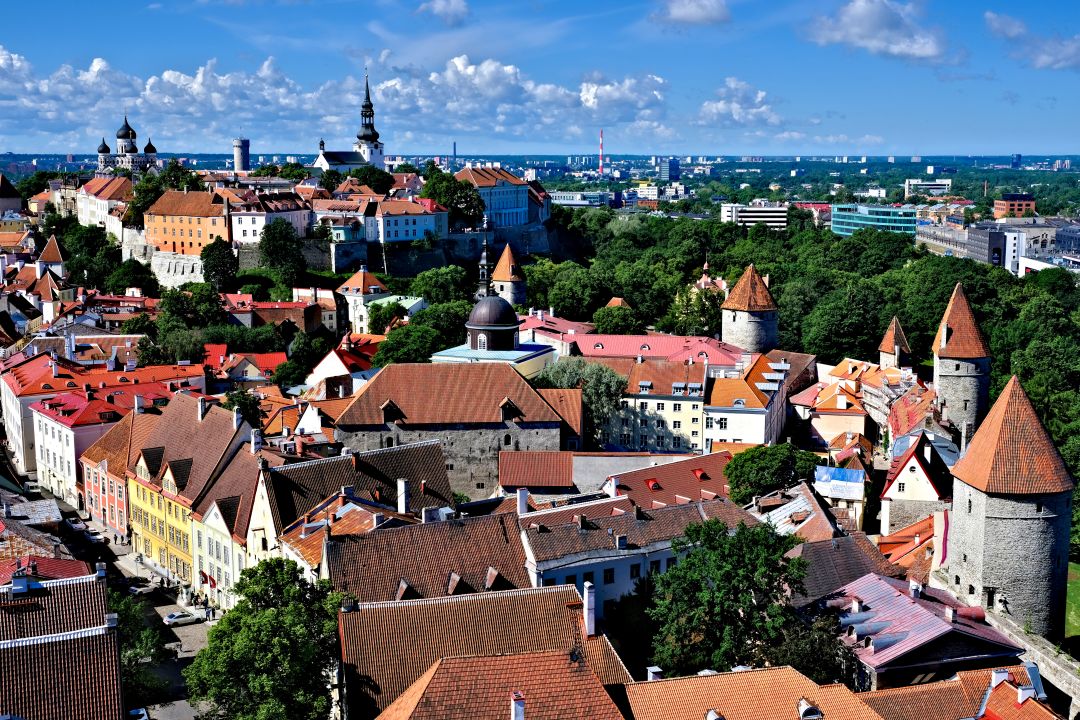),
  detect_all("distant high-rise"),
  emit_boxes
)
[1011,153,1022,169]
[658,156,680,182]
[231,138,249,171]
